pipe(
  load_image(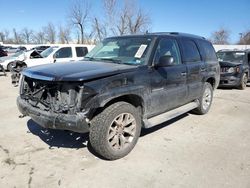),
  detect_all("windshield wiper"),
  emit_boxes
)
[84,57,122,64]
[98,58,122,64]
